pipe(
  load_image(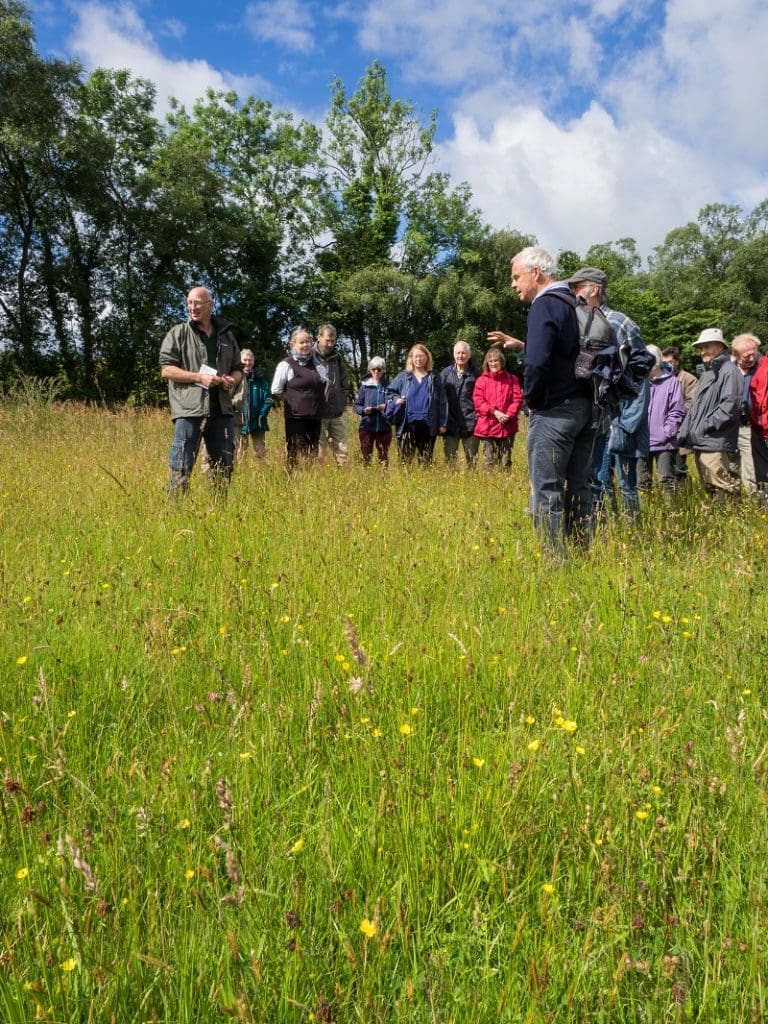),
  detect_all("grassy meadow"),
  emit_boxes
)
[1,396,767,1023]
